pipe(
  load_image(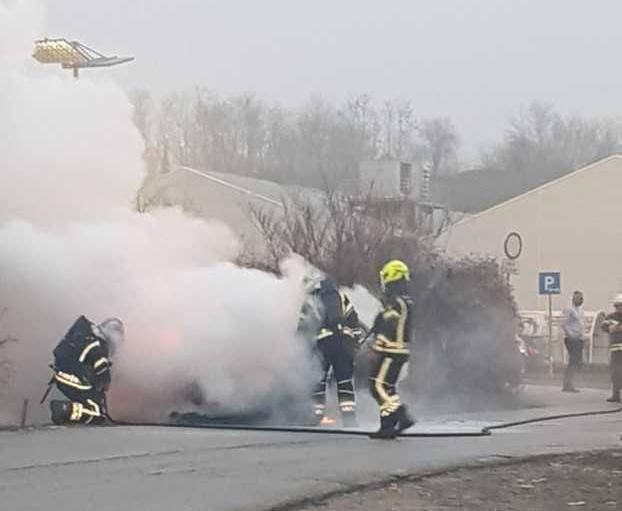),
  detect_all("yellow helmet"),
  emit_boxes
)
[379,260,410,289]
